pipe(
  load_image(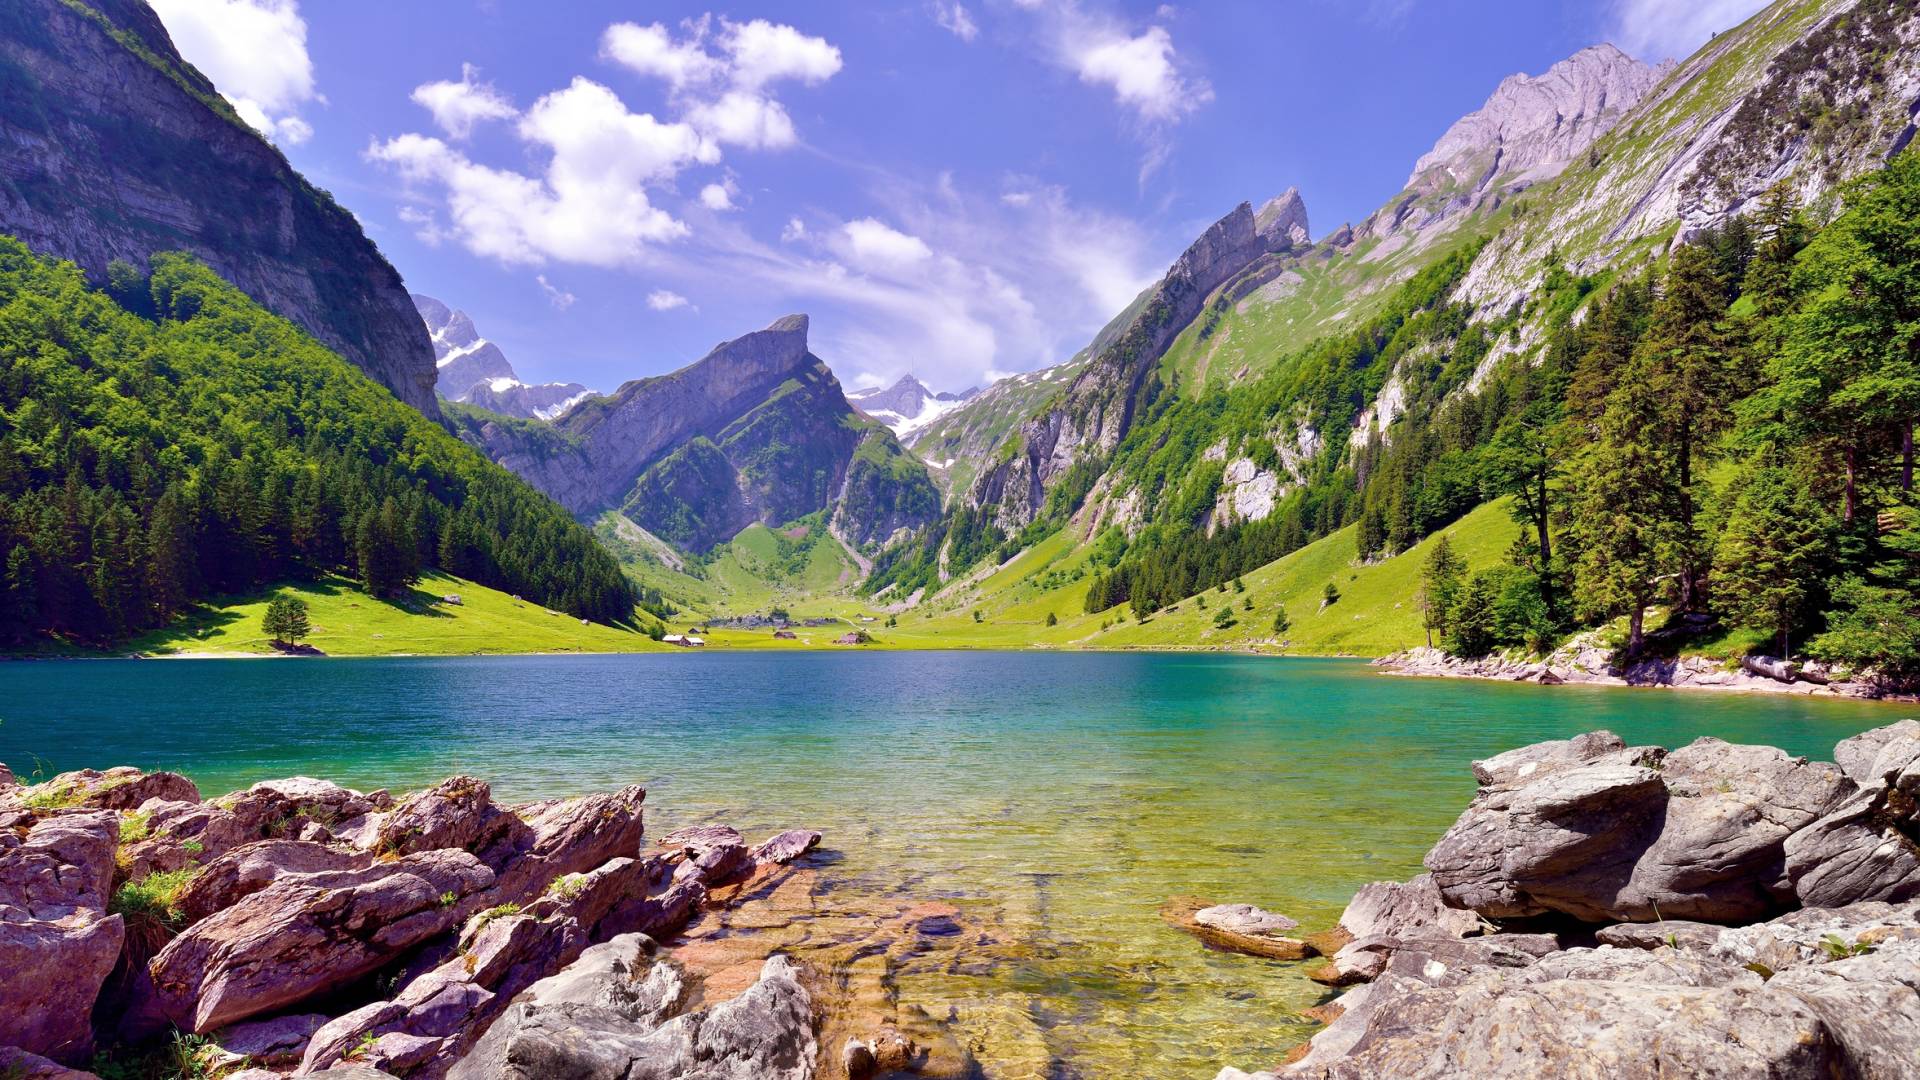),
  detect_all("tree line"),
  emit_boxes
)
[0,240,636,645]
